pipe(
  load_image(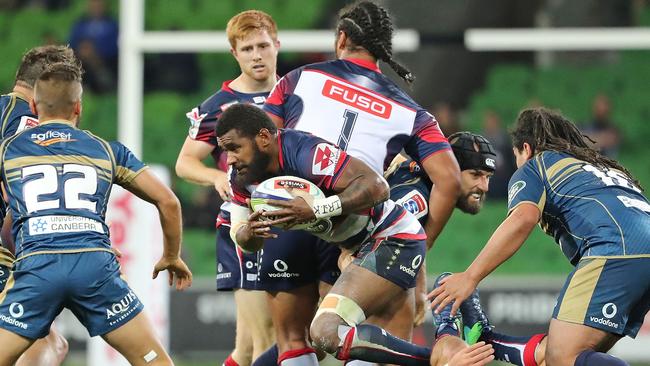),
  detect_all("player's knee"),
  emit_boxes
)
[309,313,342,354]
[53,333,69,362]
